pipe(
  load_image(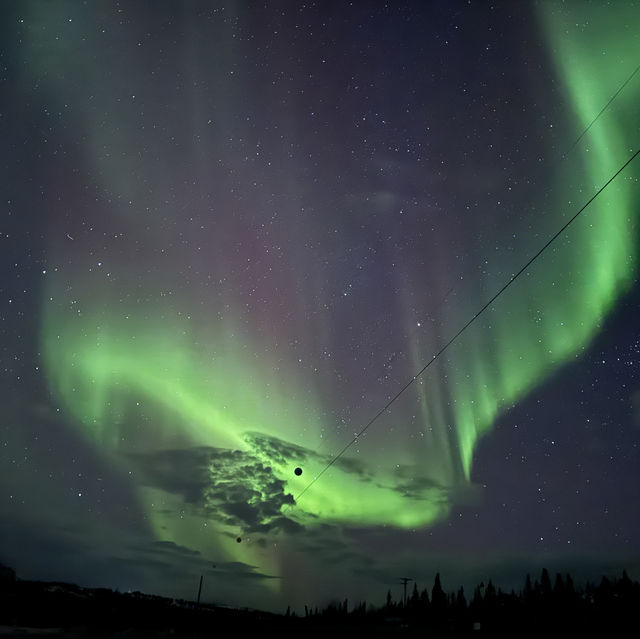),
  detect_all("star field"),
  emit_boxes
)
[1,0,640,613]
